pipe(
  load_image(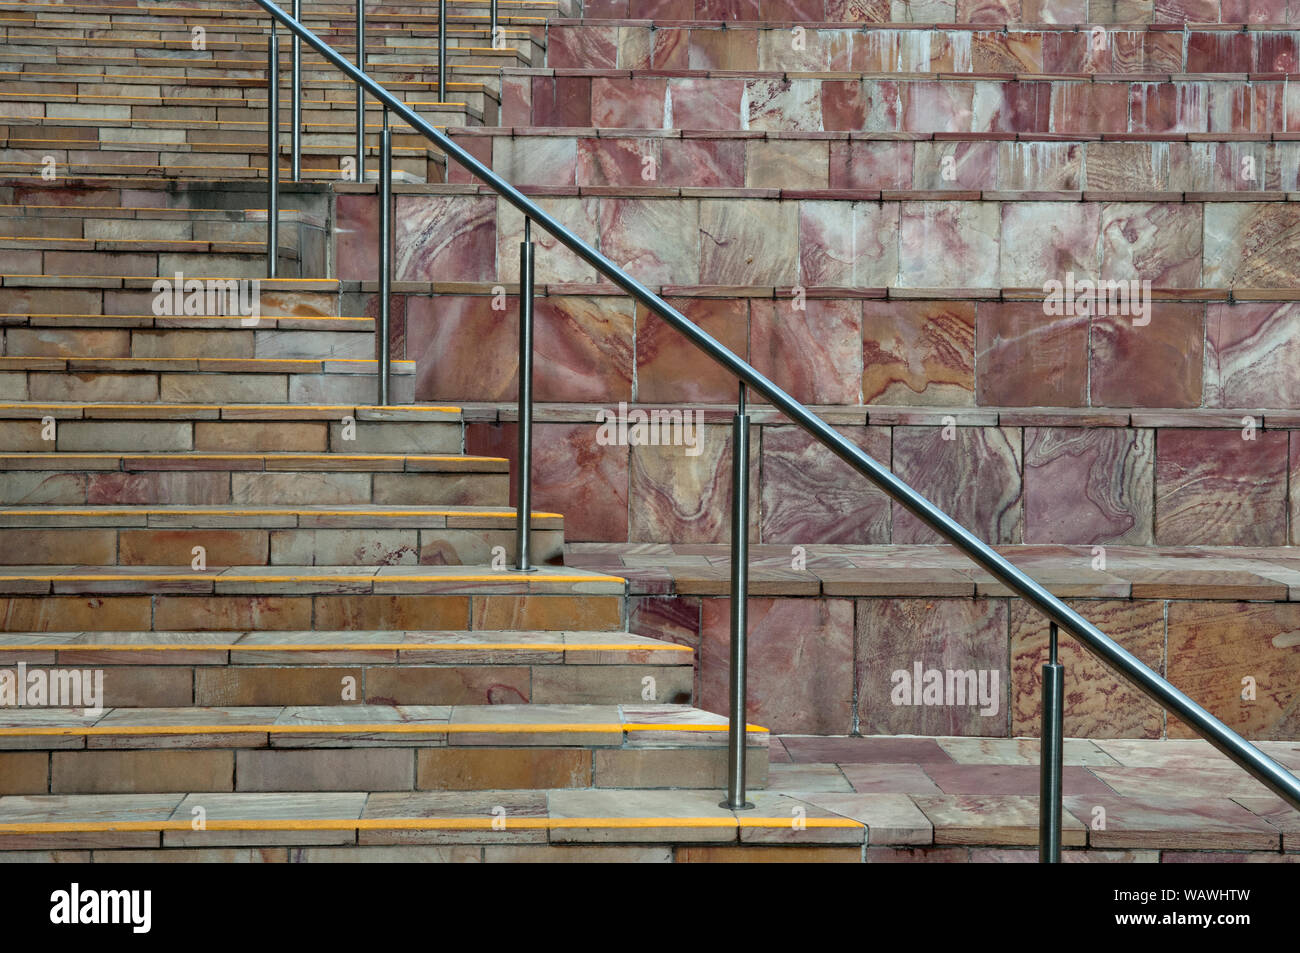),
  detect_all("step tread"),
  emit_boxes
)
[0,504,561,526]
